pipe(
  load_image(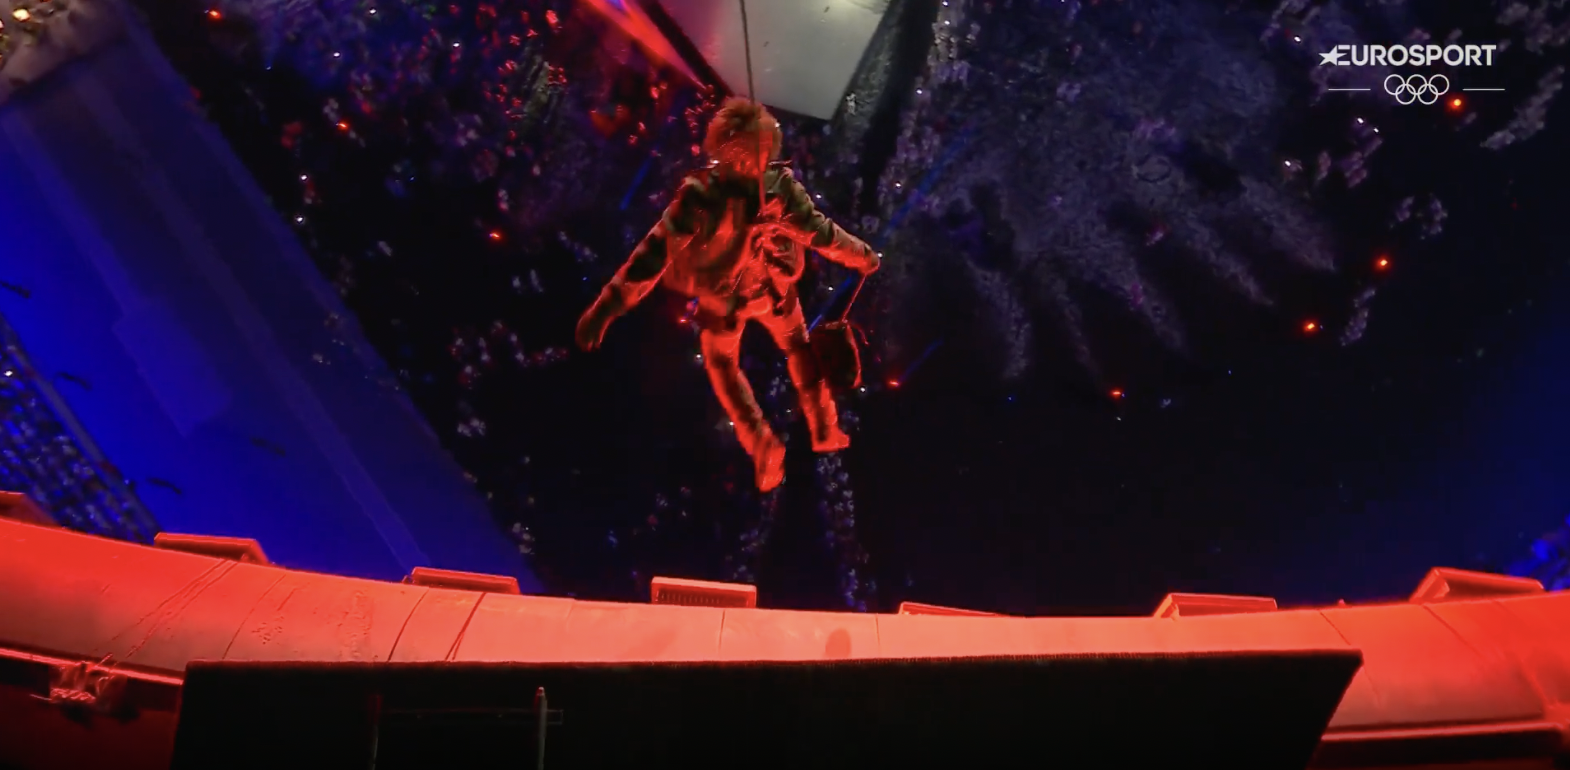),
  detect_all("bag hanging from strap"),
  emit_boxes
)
[811,274,868,392]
